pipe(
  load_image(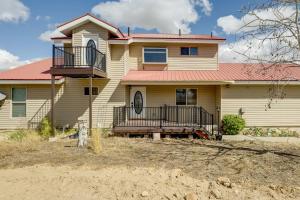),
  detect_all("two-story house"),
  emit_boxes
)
[1,13,300,137]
